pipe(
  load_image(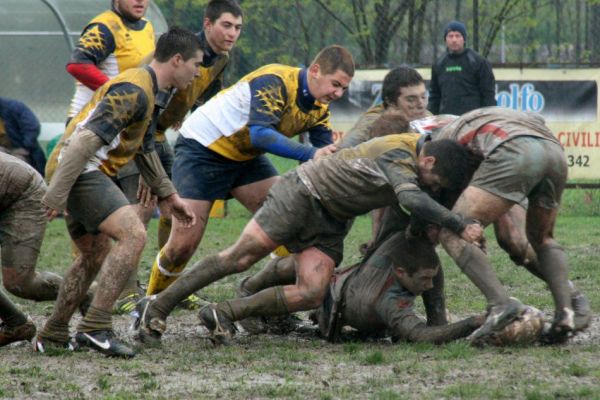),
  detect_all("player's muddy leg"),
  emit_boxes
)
[38,234,111,343]
[2,266,62,302]
[77,206,146,333]
[150,219,276,321]
[239,255,297,296]
[201,248,334,341]
[526,205,575,340]
[495,206,589,332]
